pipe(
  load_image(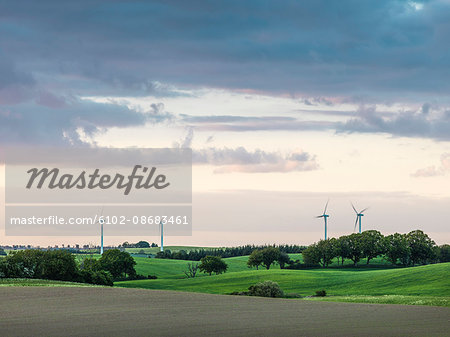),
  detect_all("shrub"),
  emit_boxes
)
[315,290,327,297]
[248,280,284,298]
[80,269,113,286]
